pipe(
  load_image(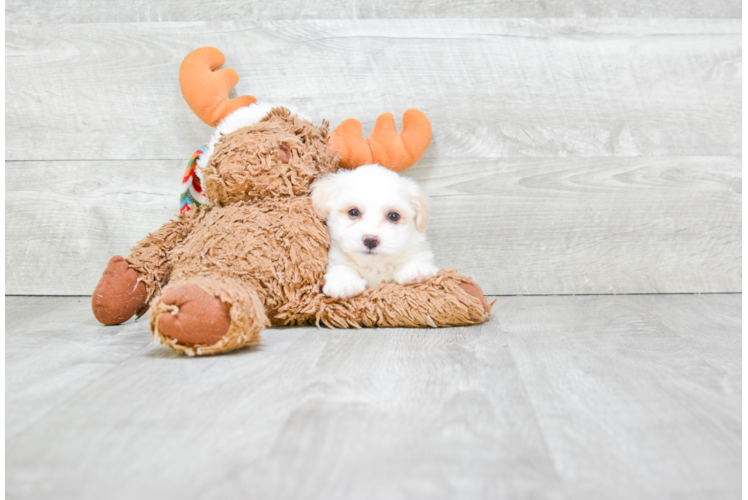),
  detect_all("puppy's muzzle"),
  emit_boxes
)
[363,235,380,250]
